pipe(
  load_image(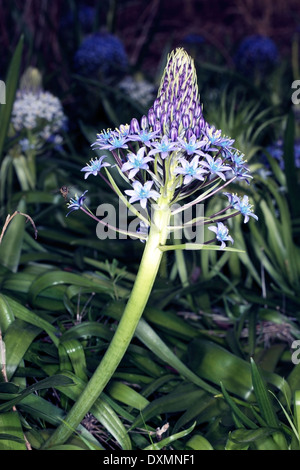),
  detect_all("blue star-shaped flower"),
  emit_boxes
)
[125,181,160,209]
[130,129,160,147]
[91,130,113,148]
[231,151,246,166]
[223,193,258,223]
[202,125,233,151]
[66,190,88,217]
[208,222,234,249]
[81,156,111,179]
[177,134,207,156]
[175,156,207,184]
[92,132,129,151]
[201,155,231,180]
[148,135,178,159]
[121,147,154,179]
